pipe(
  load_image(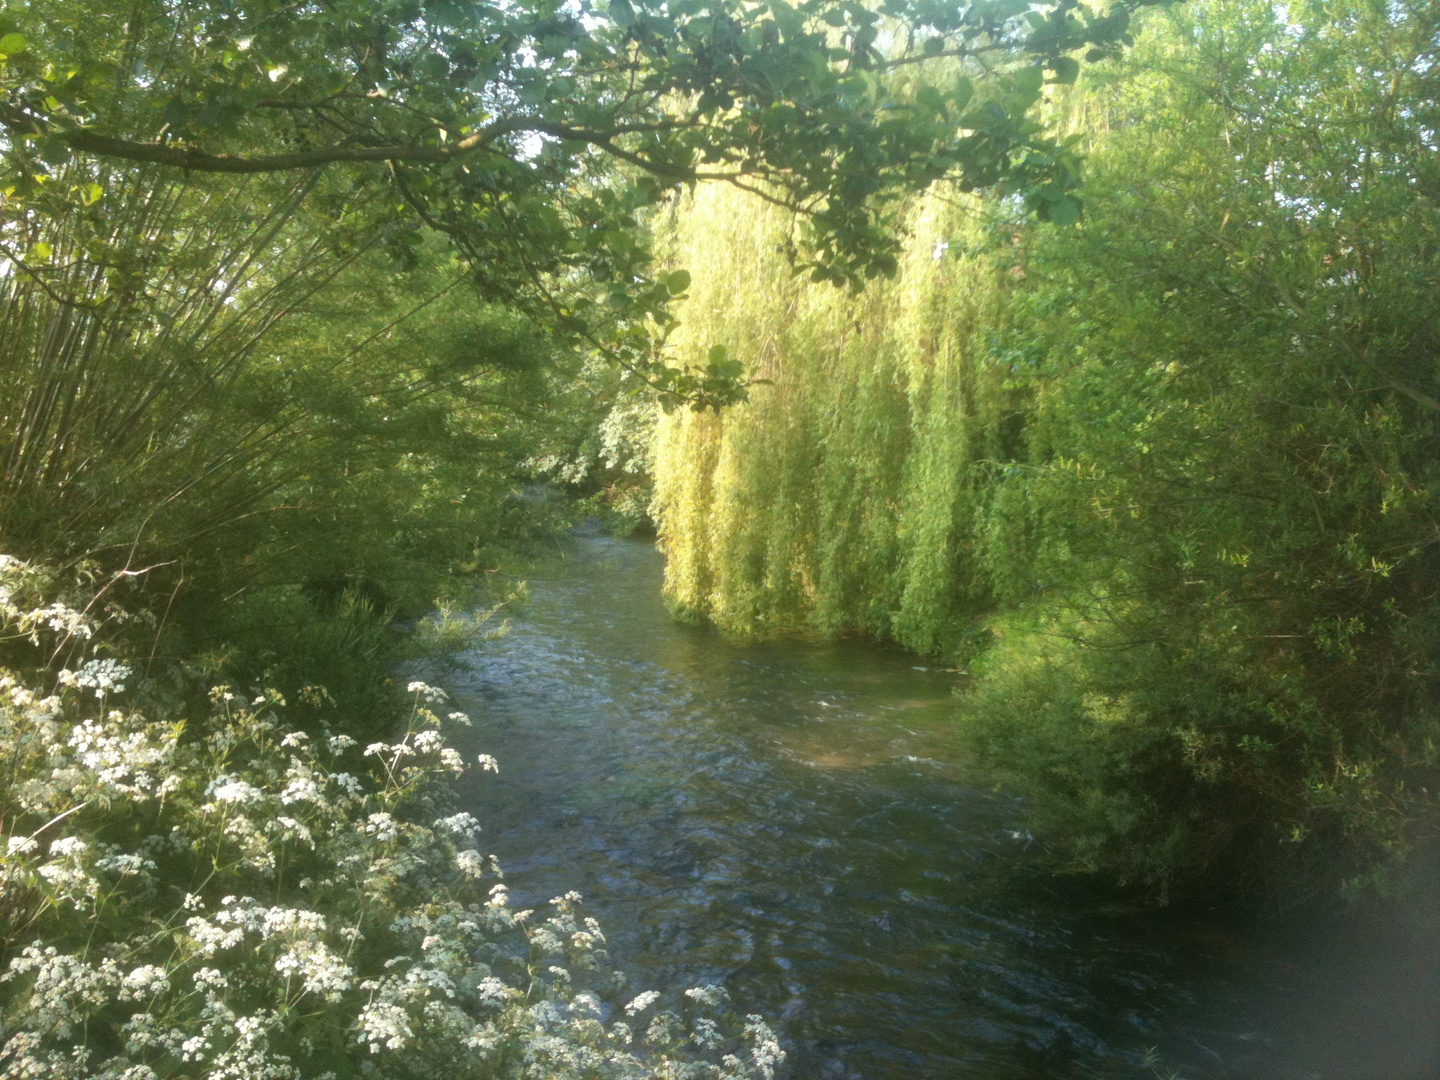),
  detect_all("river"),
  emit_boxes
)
[452,535,1438,1080]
